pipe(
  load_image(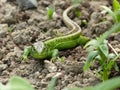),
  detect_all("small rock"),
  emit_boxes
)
[16,22,27,30]
[45,73,55,80]
[0,64,7,71]
[16,0,38,10]
[90,12,101,23]
[14,47,23,58]
[44,60,57,73]
[4,52,15,61]
[41,1,50,6]
[0,24,8,38]
[0,0,7,5]
[90,21,112,35]
[63,62,84,74]
[115,33,120,42]
[115,48,120,53]
[41,79,48,88]
[34,71,40,77]
[82,78,89,84]
[2,70,9,75]
[12,30,32,45]
[1,4,17,24]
